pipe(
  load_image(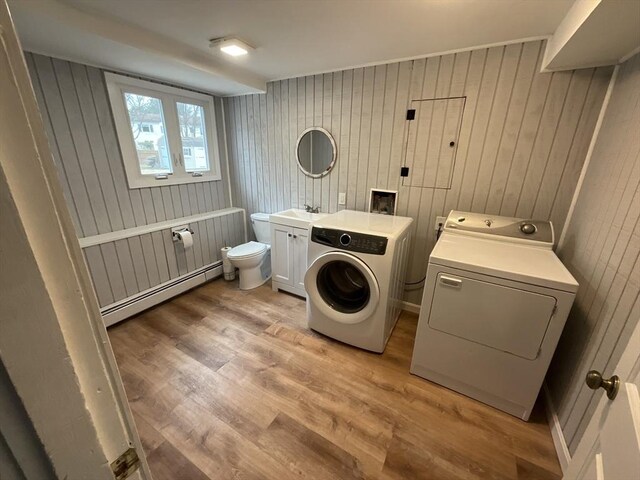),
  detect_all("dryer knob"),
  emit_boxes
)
[340,233,351,246]
[521,223,536,234]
